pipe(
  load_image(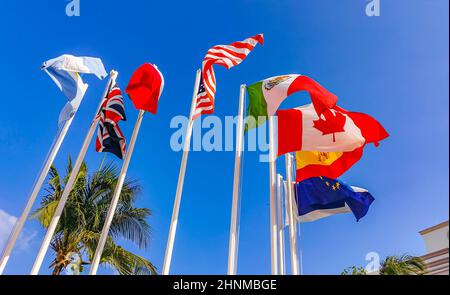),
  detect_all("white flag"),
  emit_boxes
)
[41,54,107,127]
